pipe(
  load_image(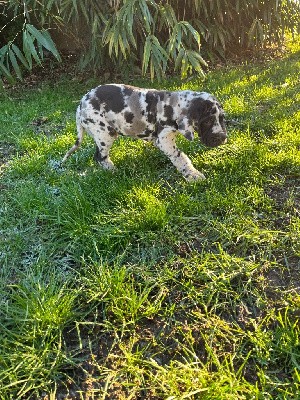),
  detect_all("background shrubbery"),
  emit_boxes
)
[1,0,300,83]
